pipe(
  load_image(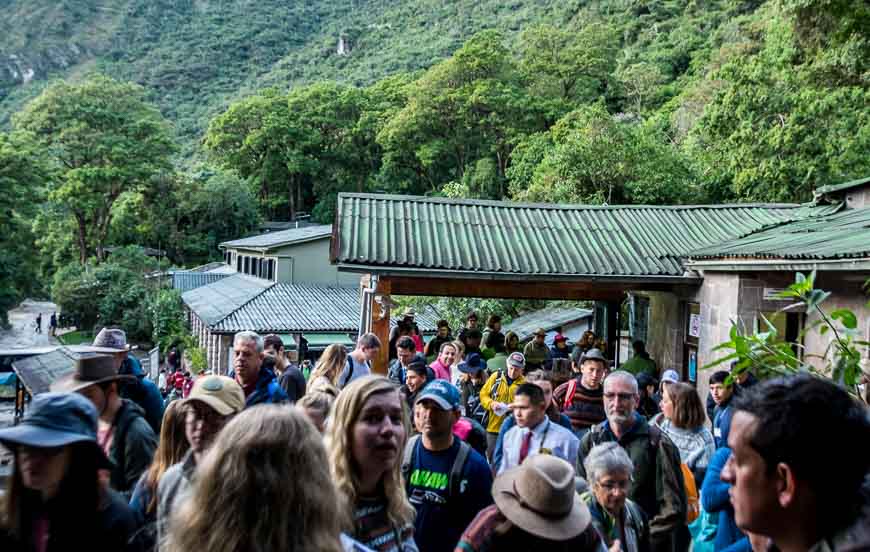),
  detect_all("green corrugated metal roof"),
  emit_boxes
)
[689,207,870,259]
[303,333,356,348]
[813,176,870,196]
[333,193,841,277]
